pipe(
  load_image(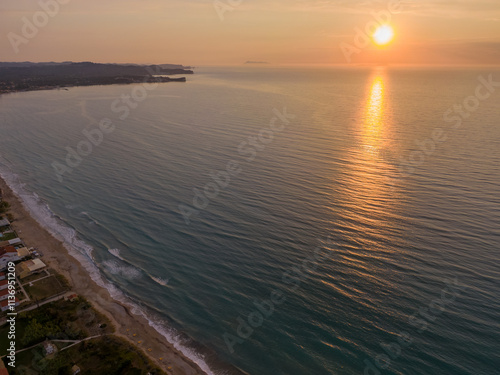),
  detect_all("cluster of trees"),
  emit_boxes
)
[18,337,163,375]
[21,318,62,347]
[20,303,87,347]
[0,201,10,214]
[0,201,14,222]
